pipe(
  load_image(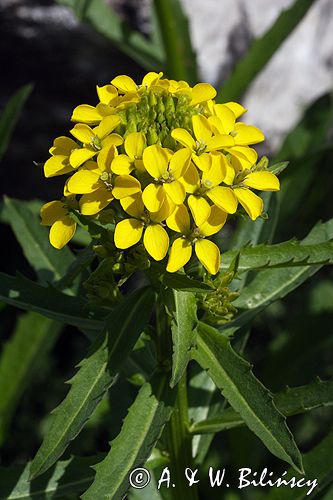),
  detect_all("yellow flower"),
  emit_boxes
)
[69,115,122,169]
[114,193,169,261]
[40,199,77,249]
[111,132,146,174]
[66,145,141,215]
[141,145,192,212]
[166,204,227,275]
[44,136,78,178]
[171,115,234,171]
